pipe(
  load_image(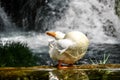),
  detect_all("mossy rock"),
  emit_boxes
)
[0,64,120,80]
[115,0,120,17]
